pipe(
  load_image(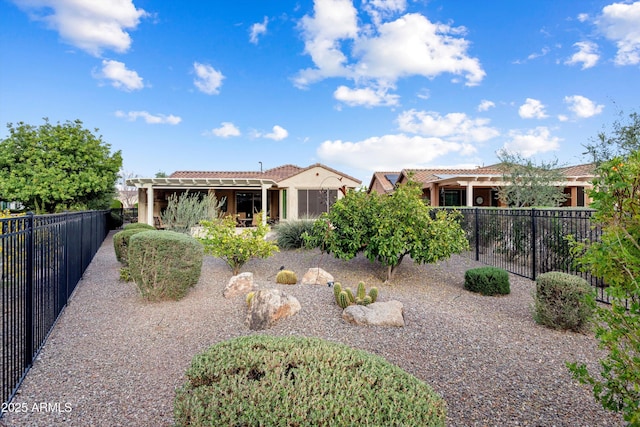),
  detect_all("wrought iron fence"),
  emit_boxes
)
[1,211,110,409]
[437,208,609,303]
